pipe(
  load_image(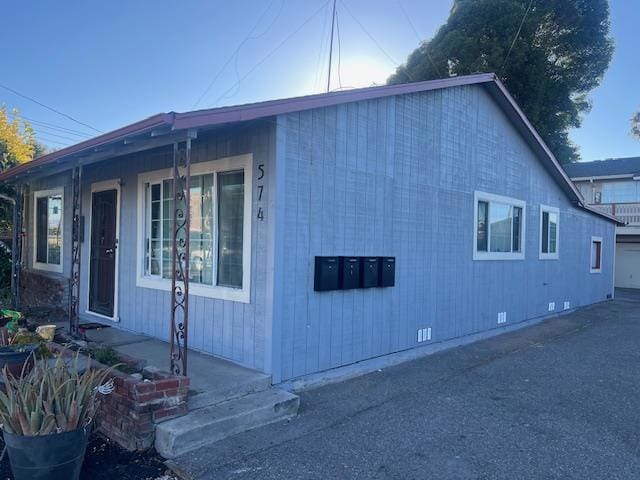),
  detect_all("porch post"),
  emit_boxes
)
[69,166,82,334]
[170,139,191,376]
[10,185,24,310]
